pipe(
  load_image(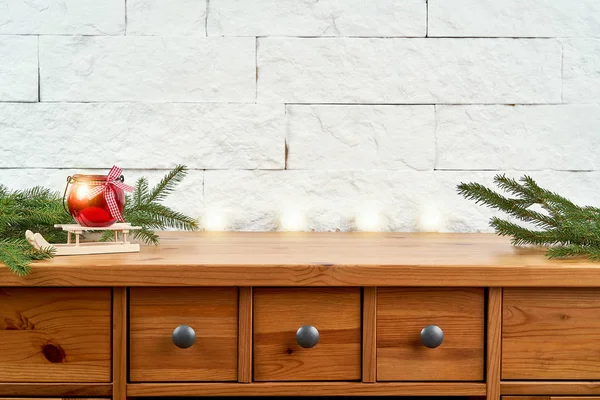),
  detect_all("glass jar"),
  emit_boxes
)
[63,174,126,227]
